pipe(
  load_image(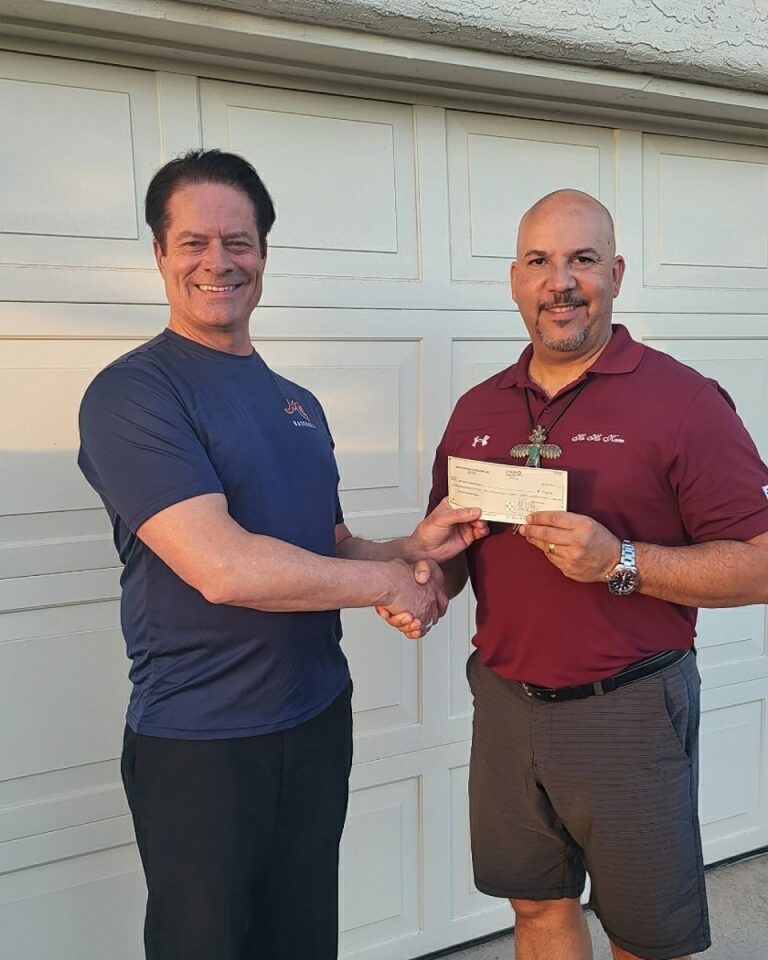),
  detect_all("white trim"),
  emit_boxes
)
[1,0,768,145]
